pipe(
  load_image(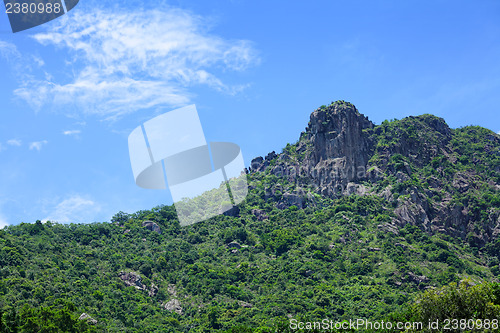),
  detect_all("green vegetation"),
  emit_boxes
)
[386,280,500,333]
[0,191,496,331]
[0,103,499,332]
